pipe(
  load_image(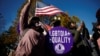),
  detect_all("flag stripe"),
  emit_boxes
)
[36,6,53,10]
[35,9,62,13]
[35,12,62,16]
